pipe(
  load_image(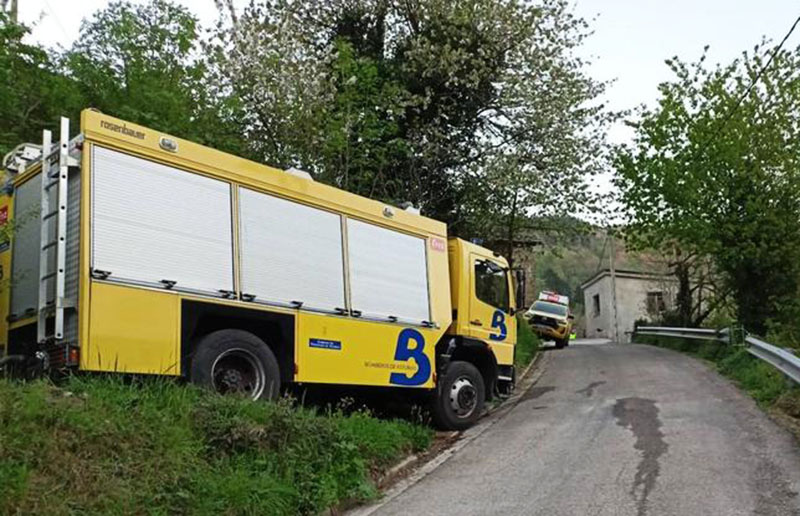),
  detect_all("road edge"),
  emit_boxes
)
[346,350,552,516]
